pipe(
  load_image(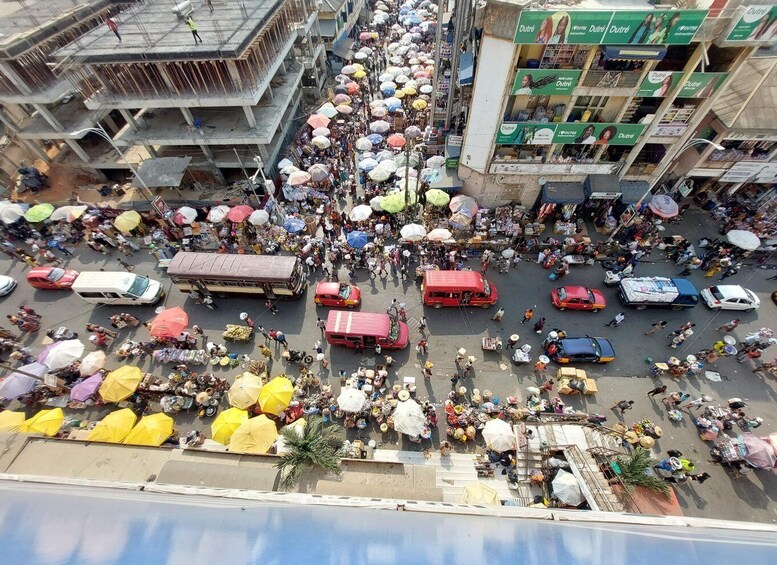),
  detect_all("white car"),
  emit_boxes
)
[0,275,17,296]
[700,285,760,311]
